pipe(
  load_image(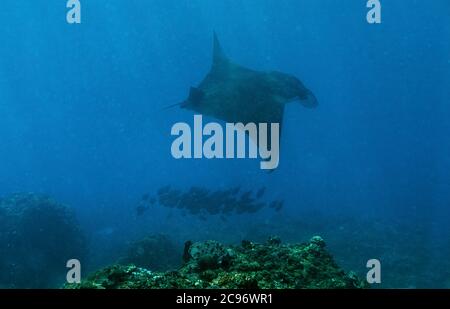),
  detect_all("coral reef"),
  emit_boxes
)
[68,236,366,289]
[0,193,86,288]
[241,214,450,288]
[118,234,181,271]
